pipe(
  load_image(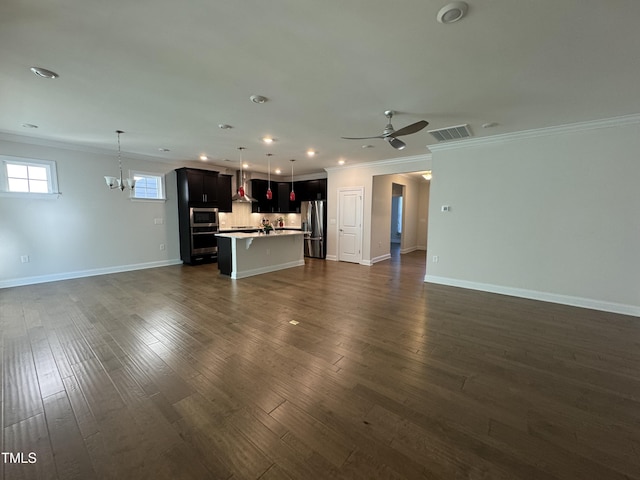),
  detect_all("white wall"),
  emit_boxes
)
[326,154,431,264]
[417,181,430,250]
[0,137,201,287]
[426,118,640,316]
